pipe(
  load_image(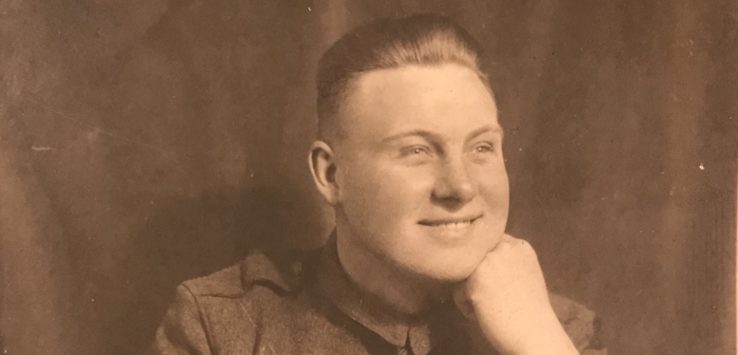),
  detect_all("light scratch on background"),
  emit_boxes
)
[31,146,53,152]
